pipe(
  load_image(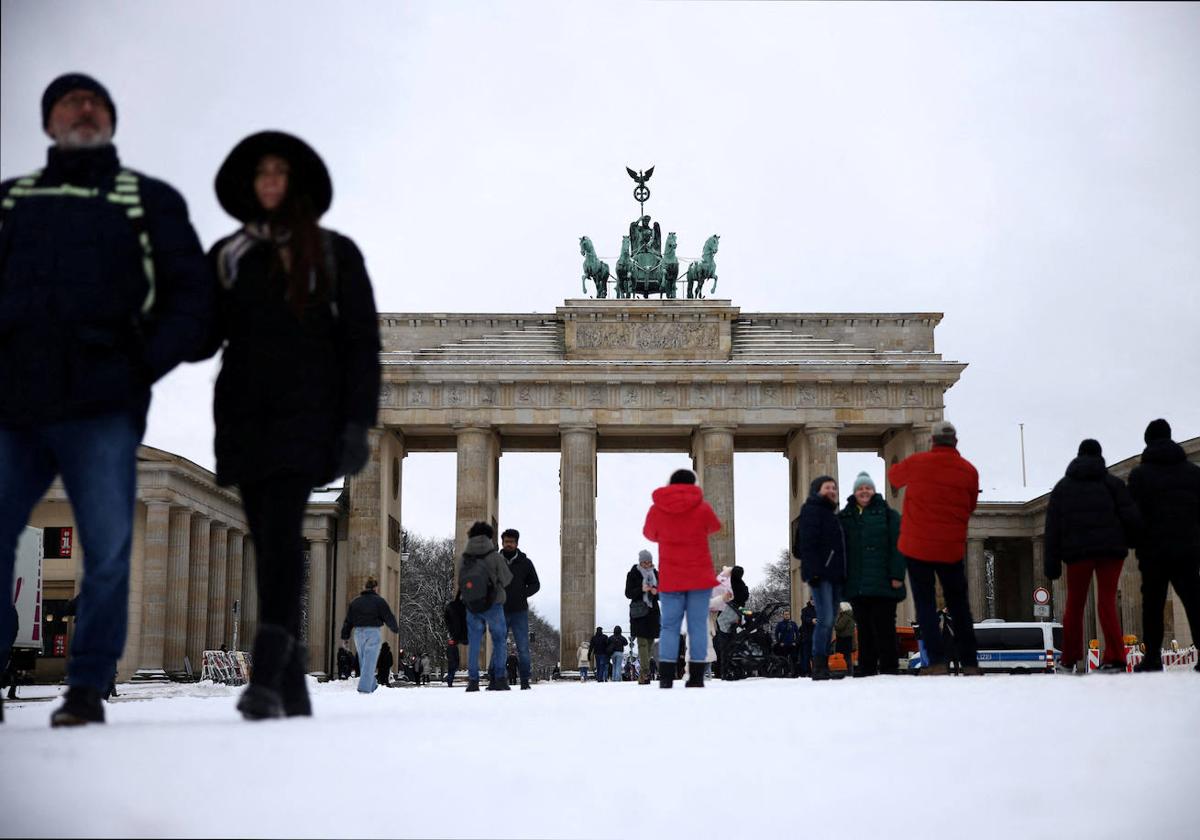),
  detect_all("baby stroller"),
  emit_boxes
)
[719,602,792,680]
